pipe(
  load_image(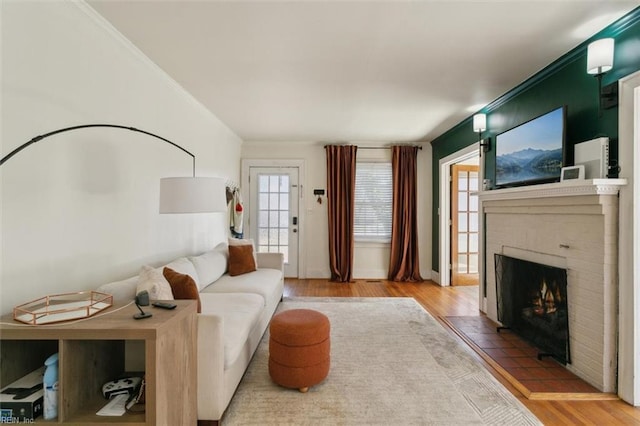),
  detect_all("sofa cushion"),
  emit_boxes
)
[199,293,264,369]
[163,267,201,313]
[200,268,283,307]
[189,243,228,290]
[162,257,200,285]
[96,276,138,303]
[136,265,174,301]
[228,244,257,276]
